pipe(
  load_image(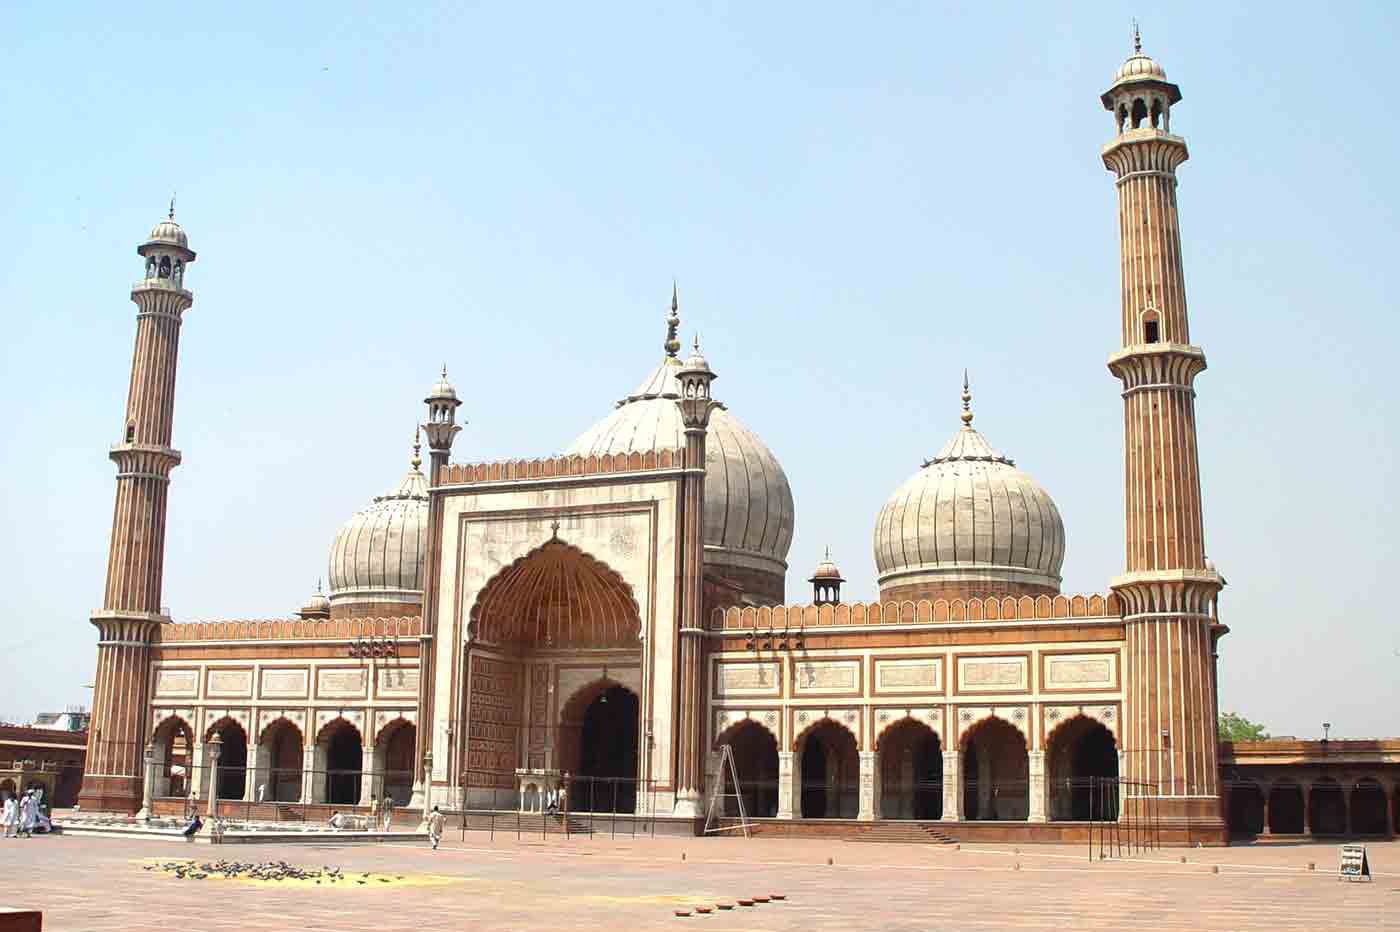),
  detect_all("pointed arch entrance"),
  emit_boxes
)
[151,716,193,799]
[797,720,858,819]
[317,718,363,806]
[1045,715,1119,821]
[716,719,779,817]
[961,717,1028,821]
[206,718,248,801]
[877,719,943,820]
[559,681,640,812]
[256,718,303,803]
